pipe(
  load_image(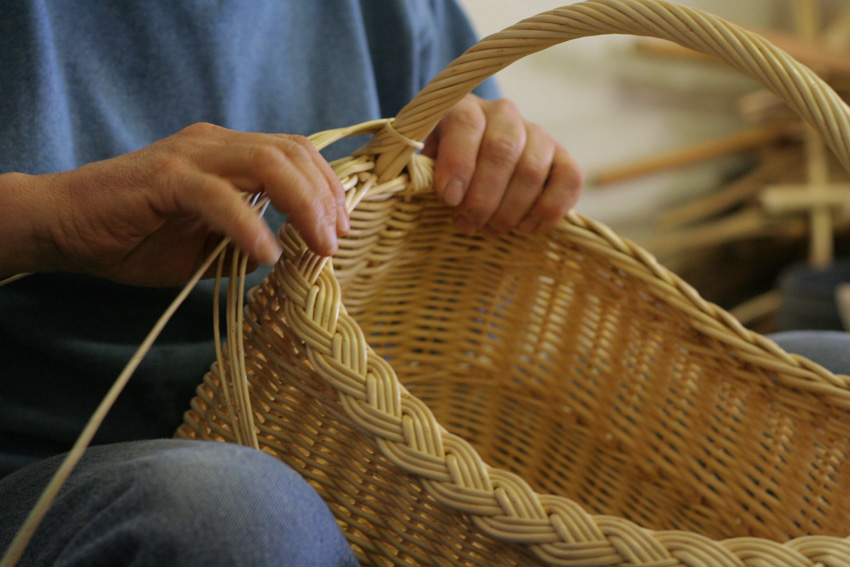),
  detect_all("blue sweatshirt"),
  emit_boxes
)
[0,0,497,476]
